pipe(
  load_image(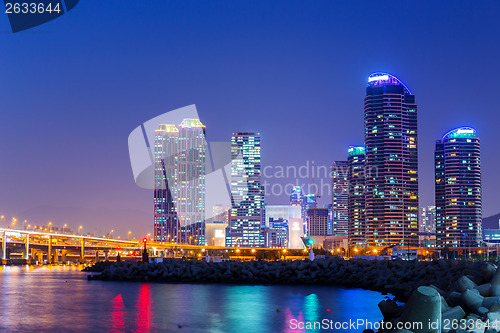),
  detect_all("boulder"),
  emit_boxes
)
[448,291,463,306]
[442,306,466,322]
[456,276,477,292]
[481,262,497,281]
[482,296,500,309]
[378,299,401,319]
[490,268,500,296]
[461,289,484,312]
[486,311,500,325]
[441,296,451,312]
[475,282,491,297]
[400,286,441,333]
